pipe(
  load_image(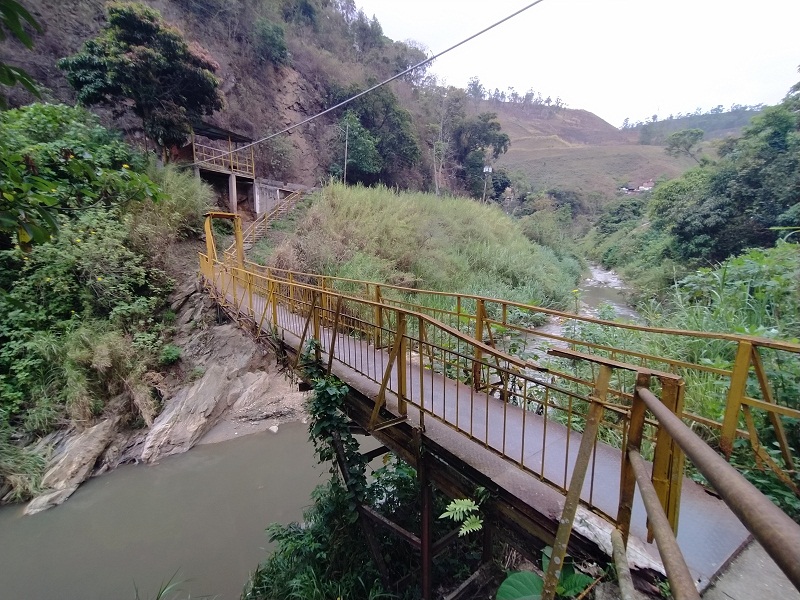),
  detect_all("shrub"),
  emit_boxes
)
[159,344,182,366]
[265,183,580,309]
[125,162,214,258]
[253,18,289,65]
